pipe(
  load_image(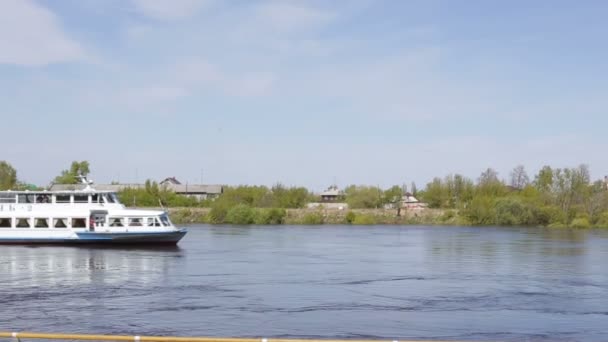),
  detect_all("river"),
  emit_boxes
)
[1,225,607,341]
